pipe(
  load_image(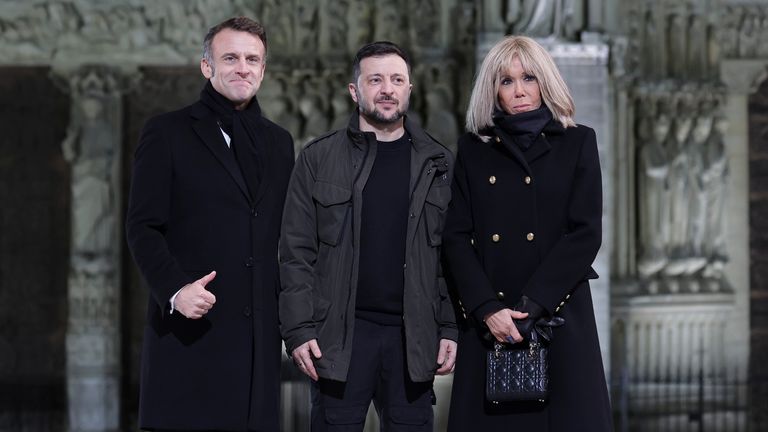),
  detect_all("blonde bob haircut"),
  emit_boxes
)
[466,35,576,139]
